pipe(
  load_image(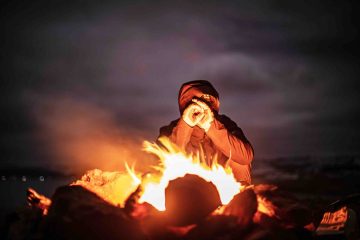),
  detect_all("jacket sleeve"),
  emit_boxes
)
[158,118,193,151]
[206,114,254,165]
